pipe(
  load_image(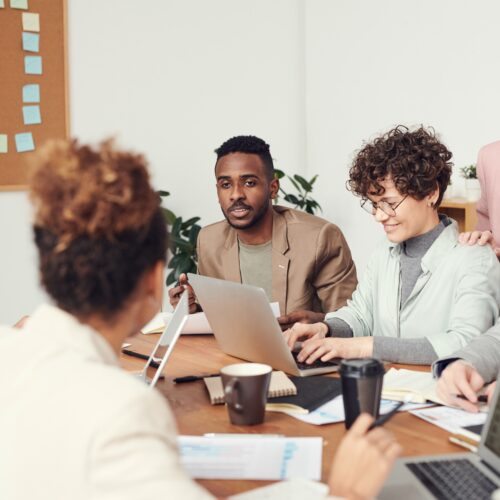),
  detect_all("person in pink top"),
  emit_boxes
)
[459,140,500,257]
